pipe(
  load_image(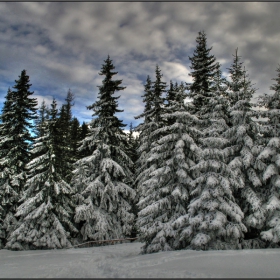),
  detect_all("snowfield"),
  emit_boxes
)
[1,241,280,278]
